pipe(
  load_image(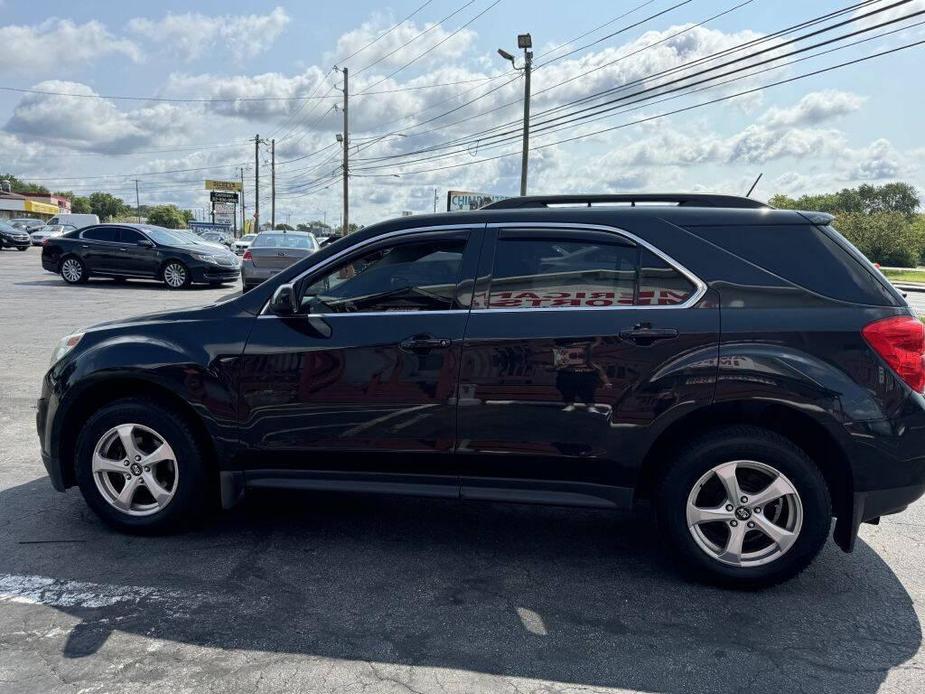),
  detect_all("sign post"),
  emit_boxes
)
[205,183,241,236]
